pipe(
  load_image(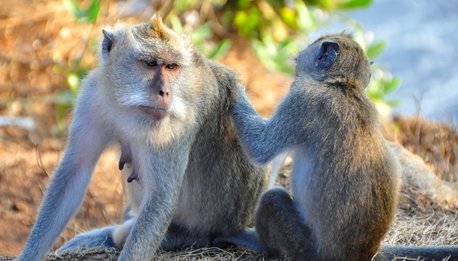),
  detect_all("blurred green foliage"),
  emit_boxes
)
[165,0,399,106]
[59,0,399,130]
[170,19,232,60]
[307,0,372,10]
[55,0,101,131]
[63,0,101,23]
